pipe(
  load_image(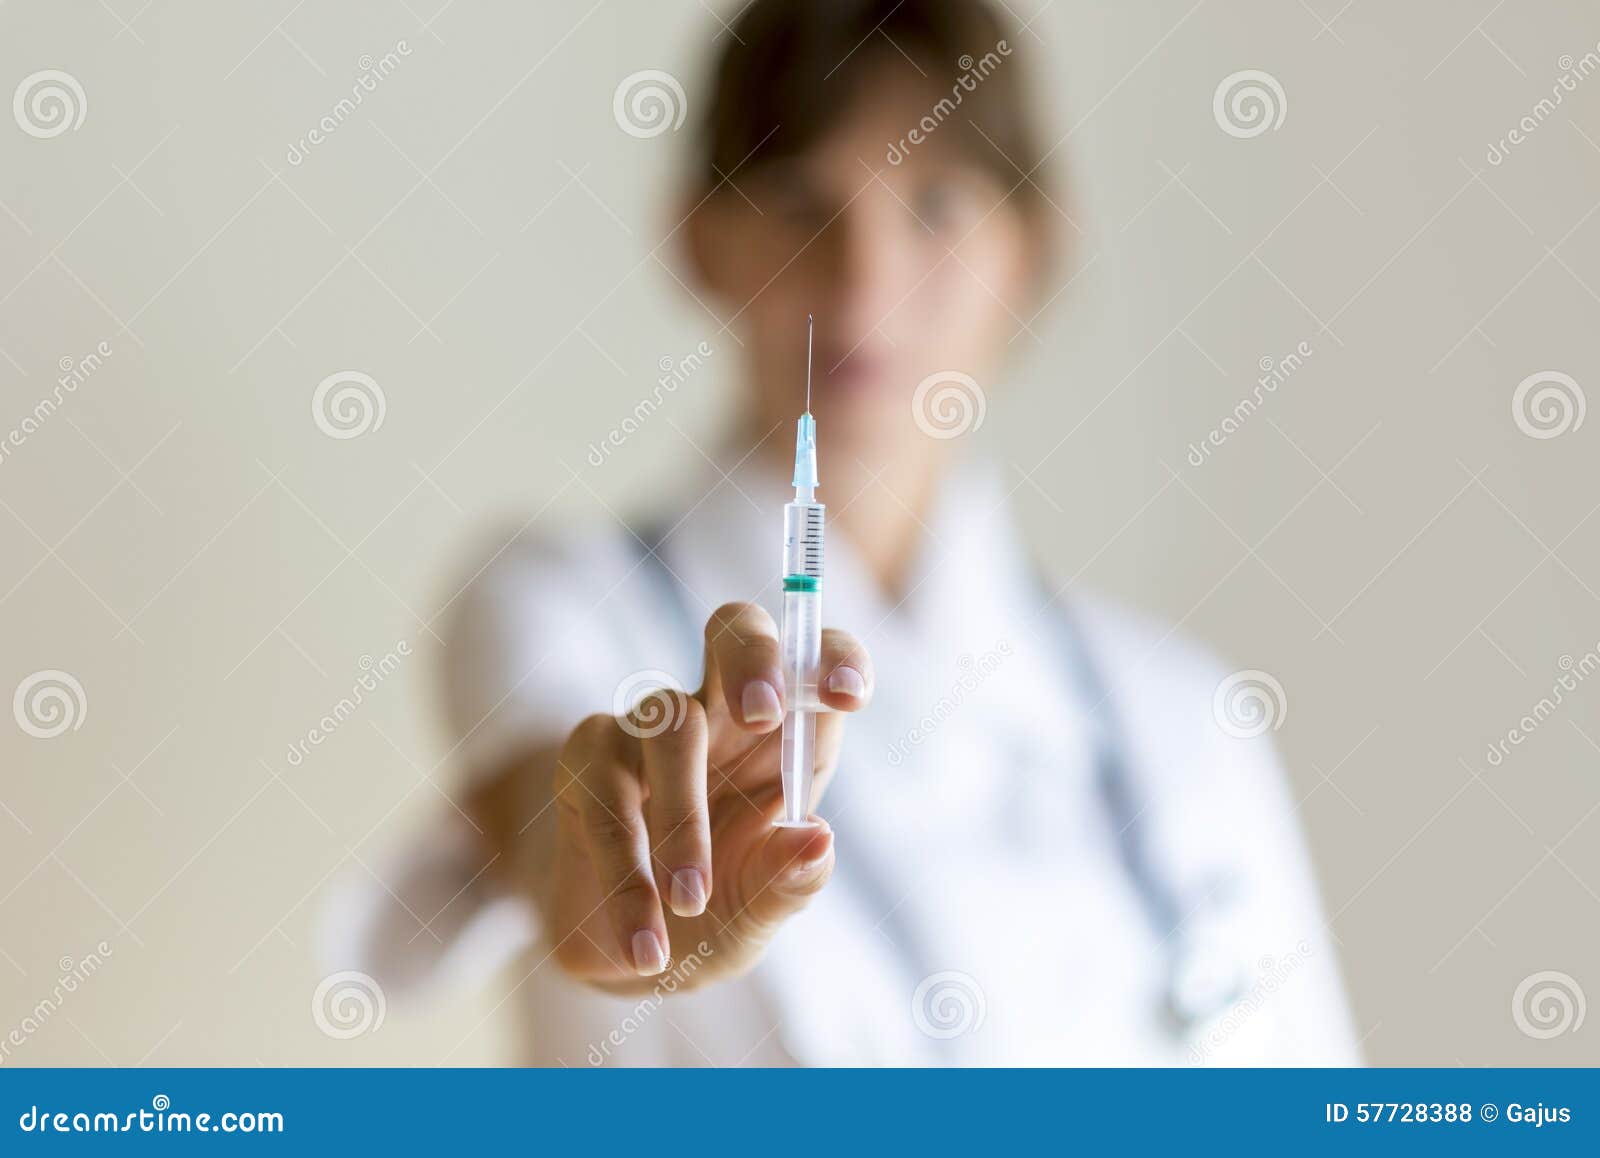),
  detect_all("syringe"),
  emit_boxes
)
[776,315,825,829]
